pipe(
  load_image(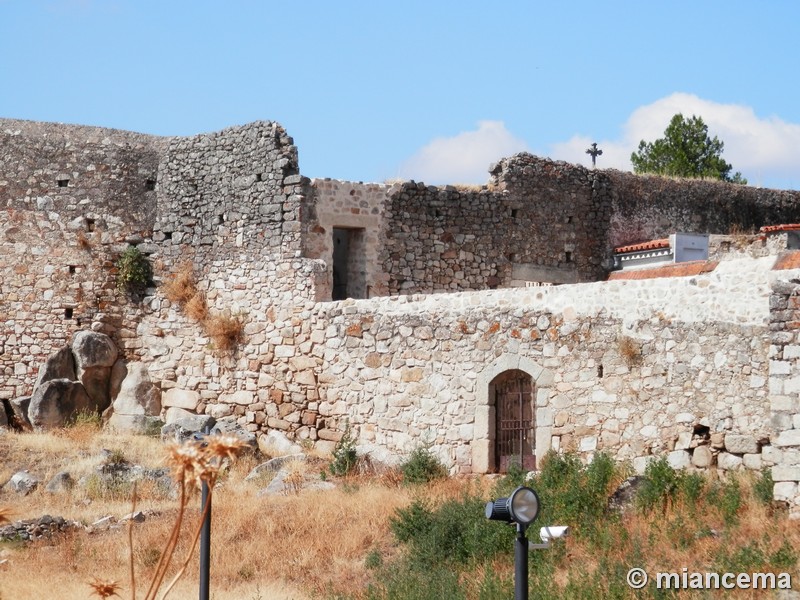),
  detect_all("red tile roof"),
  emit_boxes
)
[613,238,670,254]
[773,251,800,271]
[608,260,718,281]
[760,224,800,234]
